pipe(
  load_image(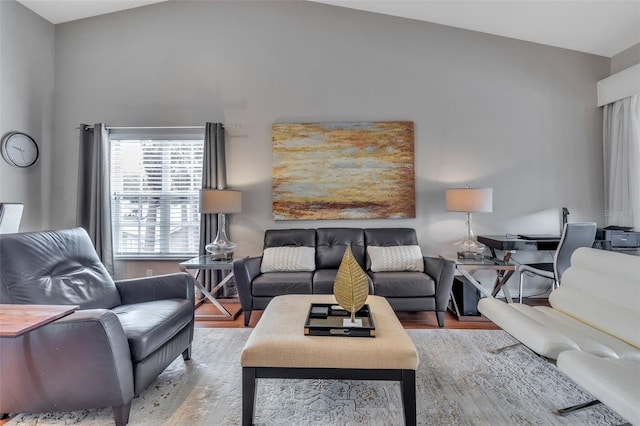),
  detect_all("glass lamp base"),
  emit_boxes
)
[453,238,487,258]
[205,242,236,261]
[205,213,236,261]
